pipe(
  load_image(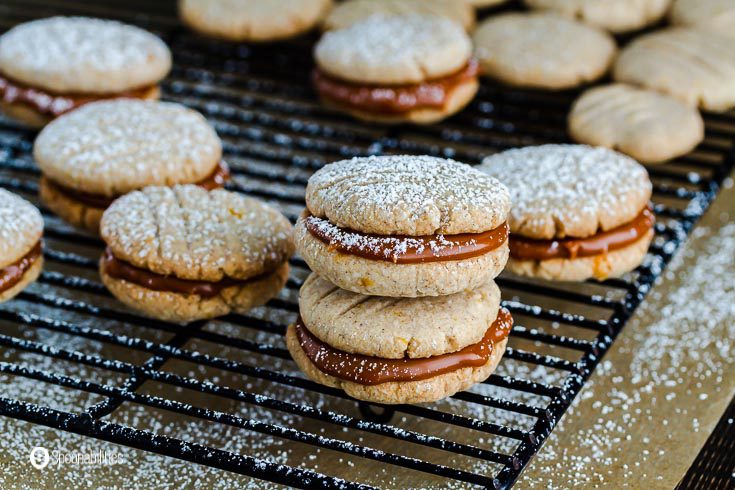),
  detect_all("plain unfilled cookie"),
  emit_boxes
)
[614,28,735,112]
[322,0,475,31]
[524,0,671,33]
[473,12,616,89]
[179,0,333,42]
[478,145,652,240]
[569,84,704,164]
[670,0,735,37]
[0,16,171,94]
